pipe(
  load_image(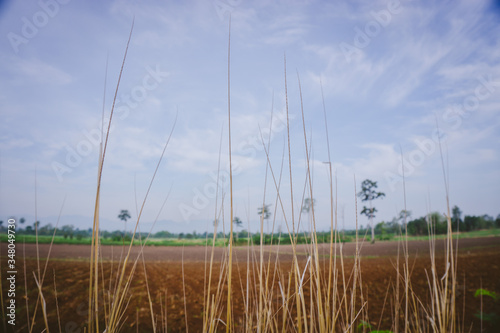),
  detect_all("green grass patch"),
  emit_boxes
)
[2,228,498,247]
[0,234,230,247]
[393,228,500,241]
